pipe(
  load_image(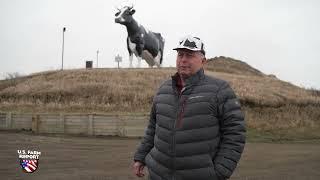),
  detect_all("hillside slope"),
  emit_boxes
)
[1,57,320,140]
[206,56,264,77]
[1,57,318,111]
